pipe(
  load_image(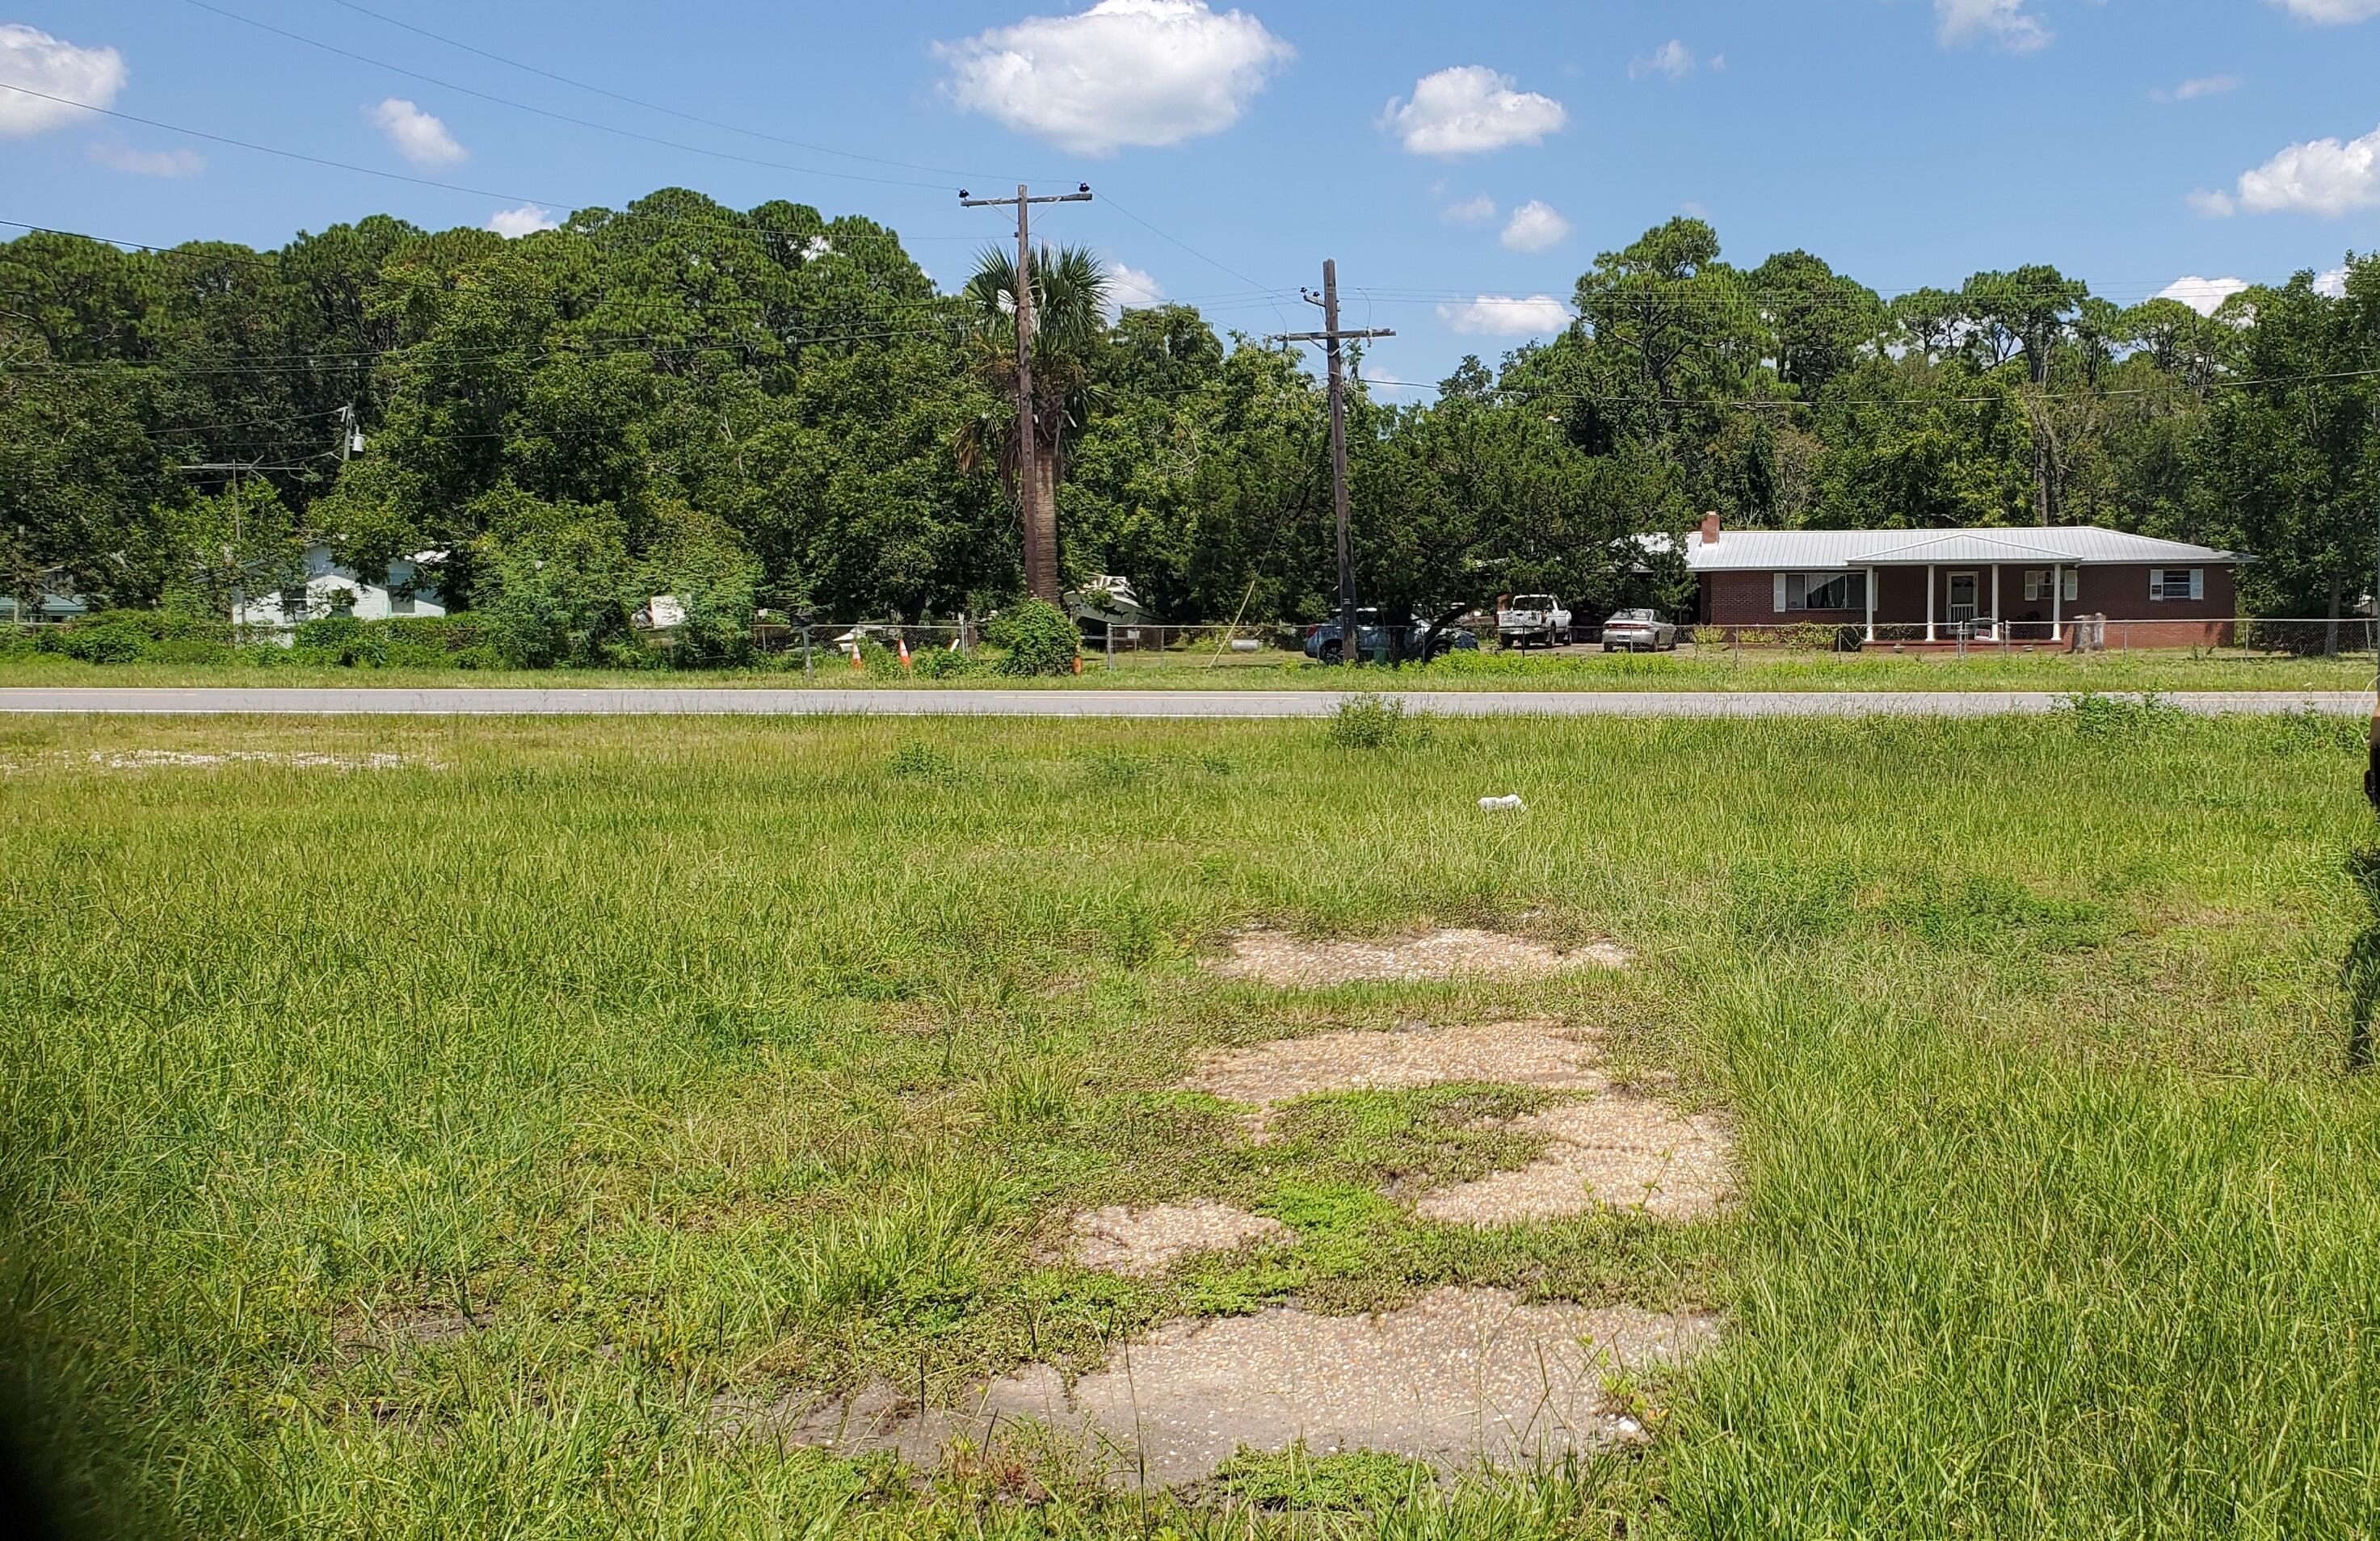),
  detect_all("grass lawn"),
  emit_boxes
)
[4,707,2379,1537]
[1,644,2374,694]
